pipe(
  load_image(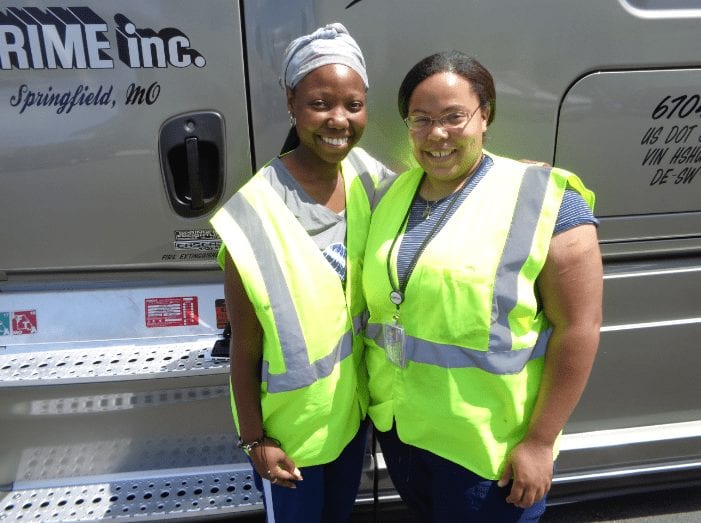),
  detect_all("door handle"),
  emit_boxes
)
[159,111,225,217]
